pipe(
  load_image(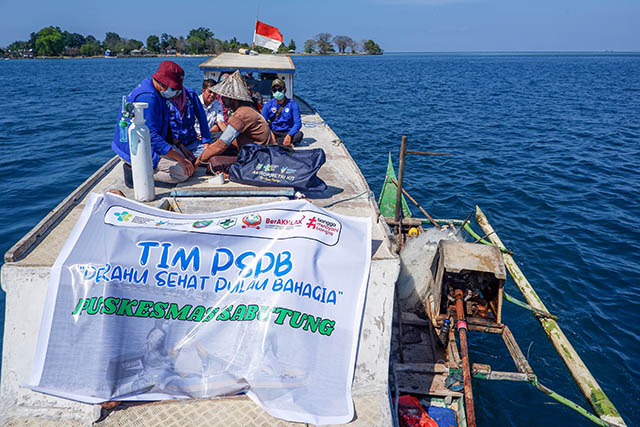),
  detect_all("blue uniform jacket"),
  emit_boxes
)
[168,87,212,146]
[111,78,173,168]
[261,97,302,135]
